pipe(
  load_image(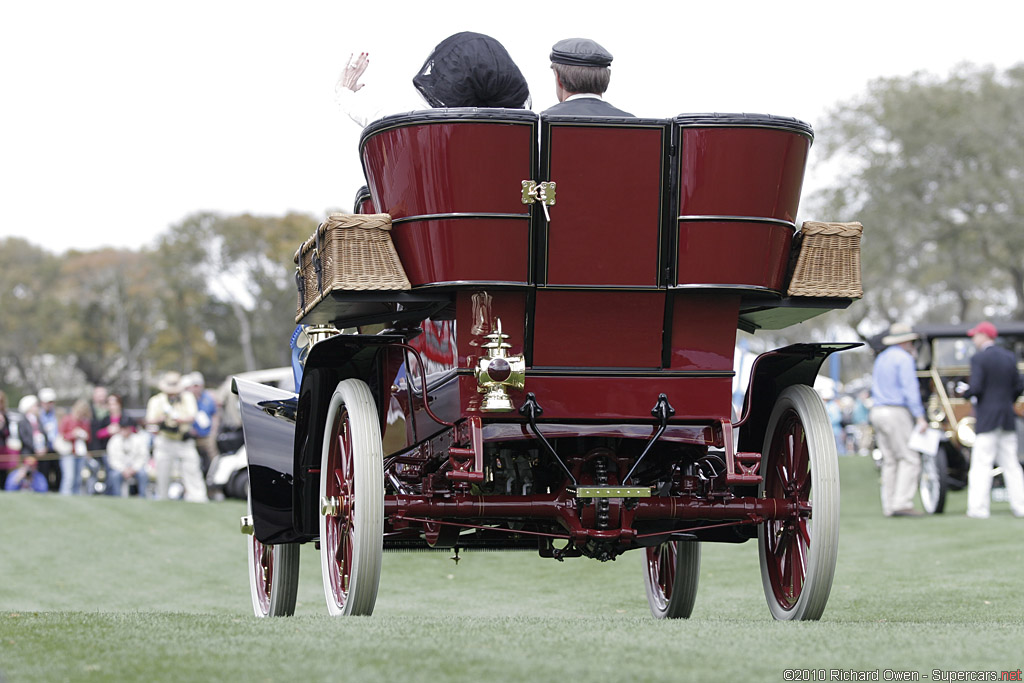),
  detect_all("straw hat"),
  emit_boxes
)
[881,323,919,346]
[157,371,187,394]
